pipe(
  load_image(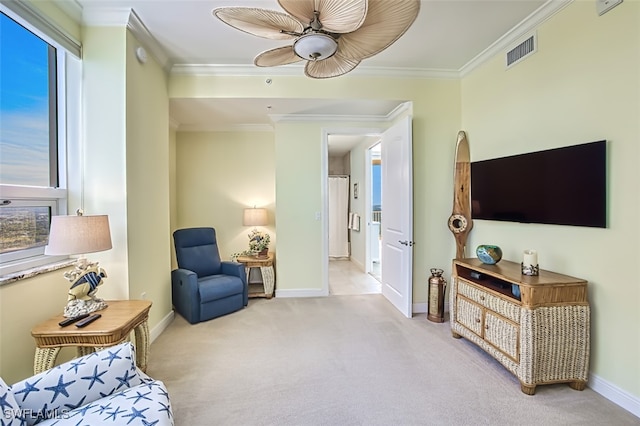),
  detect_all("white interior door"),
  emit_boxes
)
[381,115,413,317]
